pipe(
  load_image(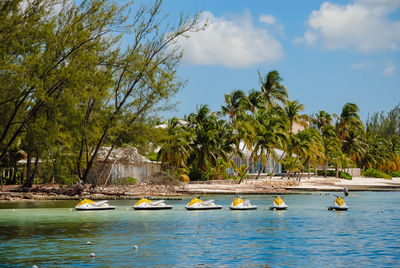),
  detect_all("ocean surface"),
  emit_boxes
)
[0,192,399,267]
